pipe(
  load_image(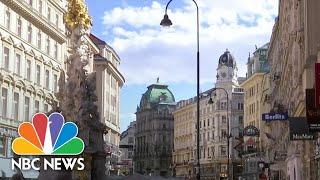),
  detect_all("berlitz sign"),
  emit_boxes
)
[262,112,288,121]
